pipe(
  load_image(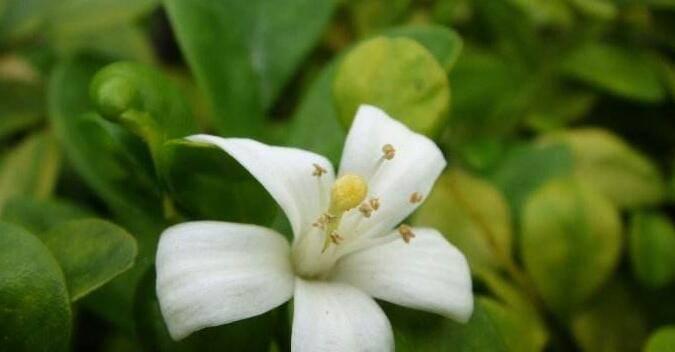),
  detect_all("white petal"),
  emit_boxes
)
[291,279,393,352]
[337,105,446,239]
[331,227,473,322]
[156,221,295,340]
[187,135,335,239]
